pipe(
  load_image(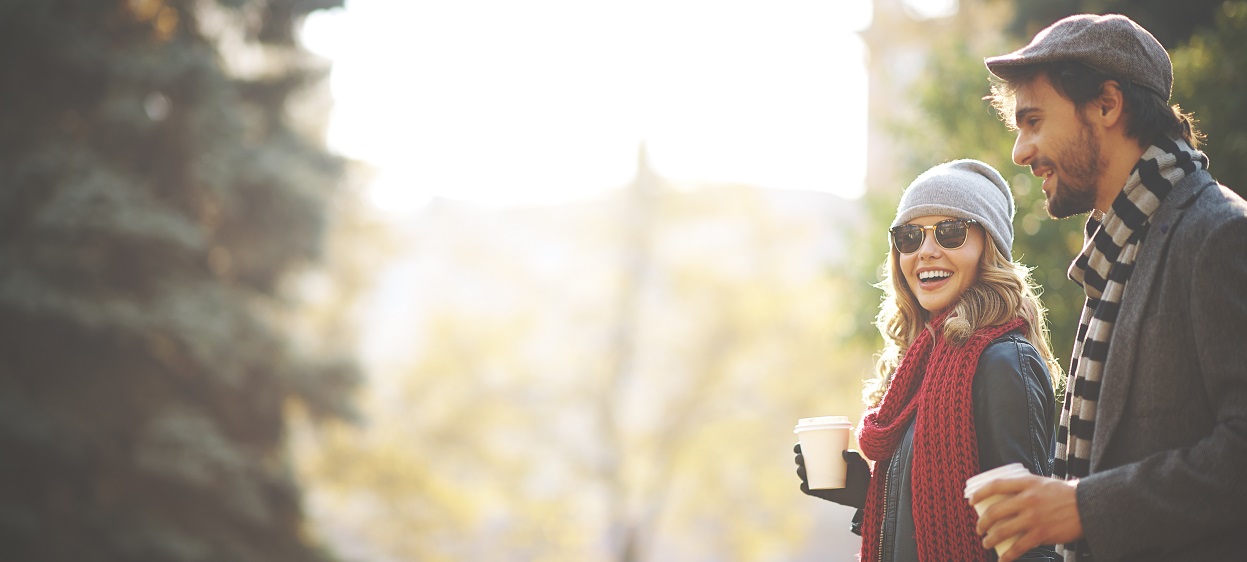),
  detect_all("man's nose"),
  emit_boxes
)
[1012,132,1034,167]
